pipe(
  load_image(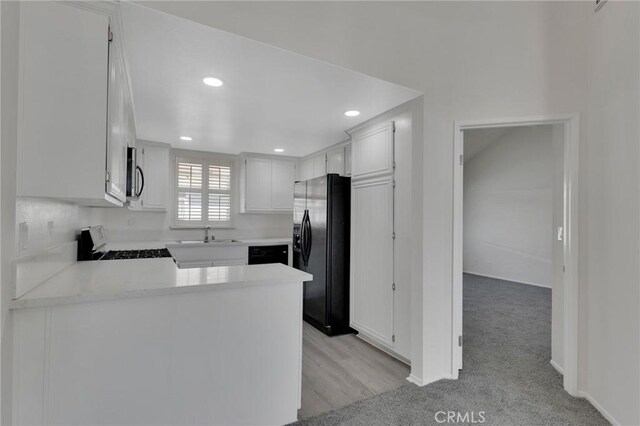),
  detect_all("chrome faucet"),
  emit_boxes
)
[204,226,212,243]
